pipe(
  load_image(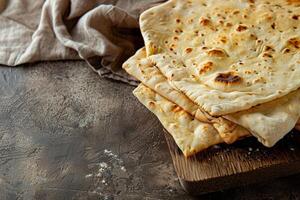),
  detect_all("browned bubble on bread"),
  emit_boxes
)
[207,48,228,57]
[215,72,242,85]
[199,62,214,75]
